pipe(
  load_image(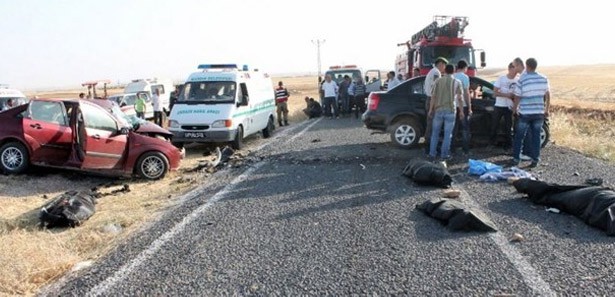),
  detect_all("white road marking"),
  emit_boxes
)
[458,188,556,296]
[86,118,321,296]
